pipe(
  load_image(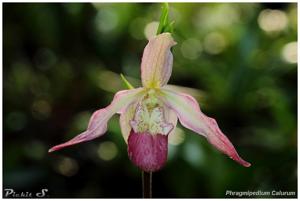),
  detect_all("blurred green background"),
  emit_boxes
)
[3,3,297,198]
